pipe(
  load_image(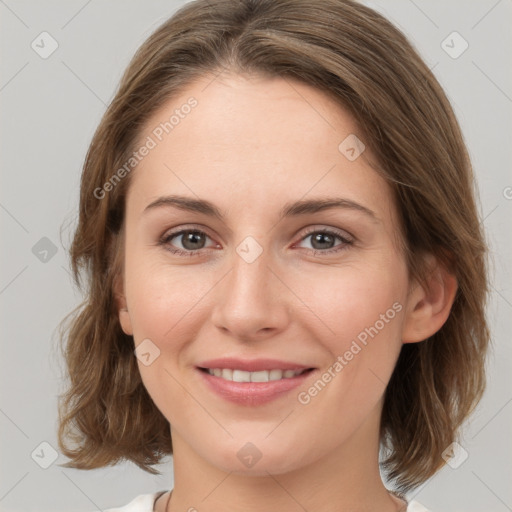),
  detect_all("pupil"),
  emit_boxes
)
[313,233,333,250]
[183,231,204,250]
